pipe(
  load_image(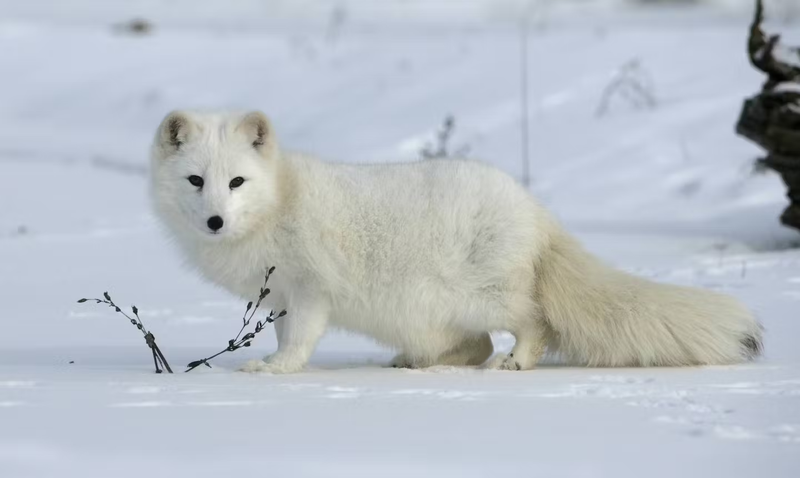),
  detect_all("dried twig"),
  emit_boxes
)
[748,0,800,88]
[185,267,287,372]
[77,293,173,373]
[420,115,470,160]
[596,58,657,117]
[77,267,287,374]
